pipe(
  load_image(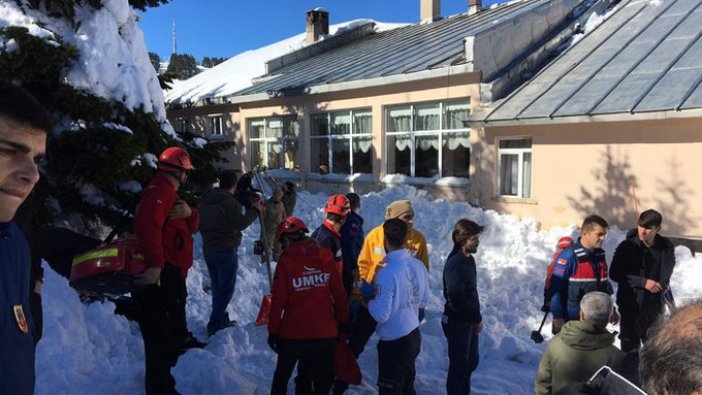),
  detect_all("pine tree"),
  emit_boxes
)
[148,51,161,73]
[166,53,199,79]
